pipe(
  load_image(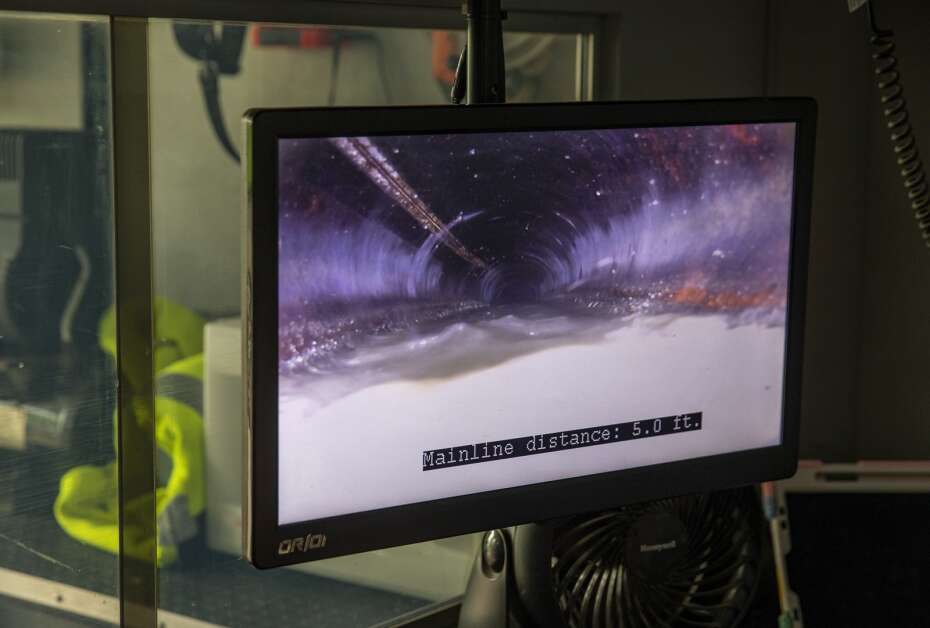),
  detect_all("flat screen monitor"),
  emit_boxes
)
[243,99,816,568]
